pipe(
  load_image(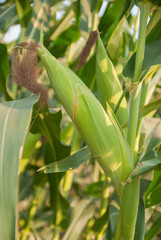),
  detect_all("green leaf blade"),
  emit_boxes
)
[0,95,38,240]
[38,146,92,174]
[131,150,161,177]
